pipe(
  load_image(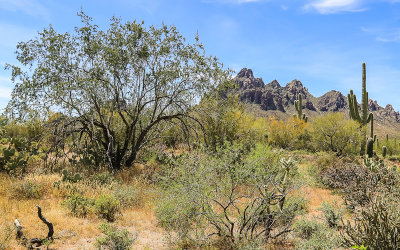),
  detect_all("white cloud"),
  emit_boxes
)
[0,0,49,19]
[304,0,366,14]
[361,26,400,43]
